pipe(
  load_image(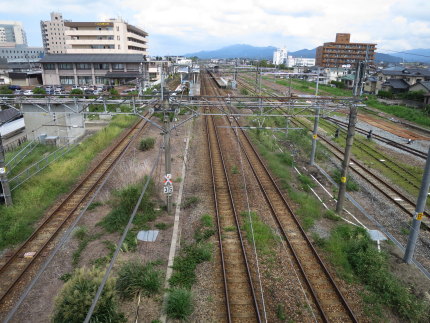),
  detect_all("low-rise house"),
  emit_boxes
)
[381,79,409,93]
[408,81,430,94]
